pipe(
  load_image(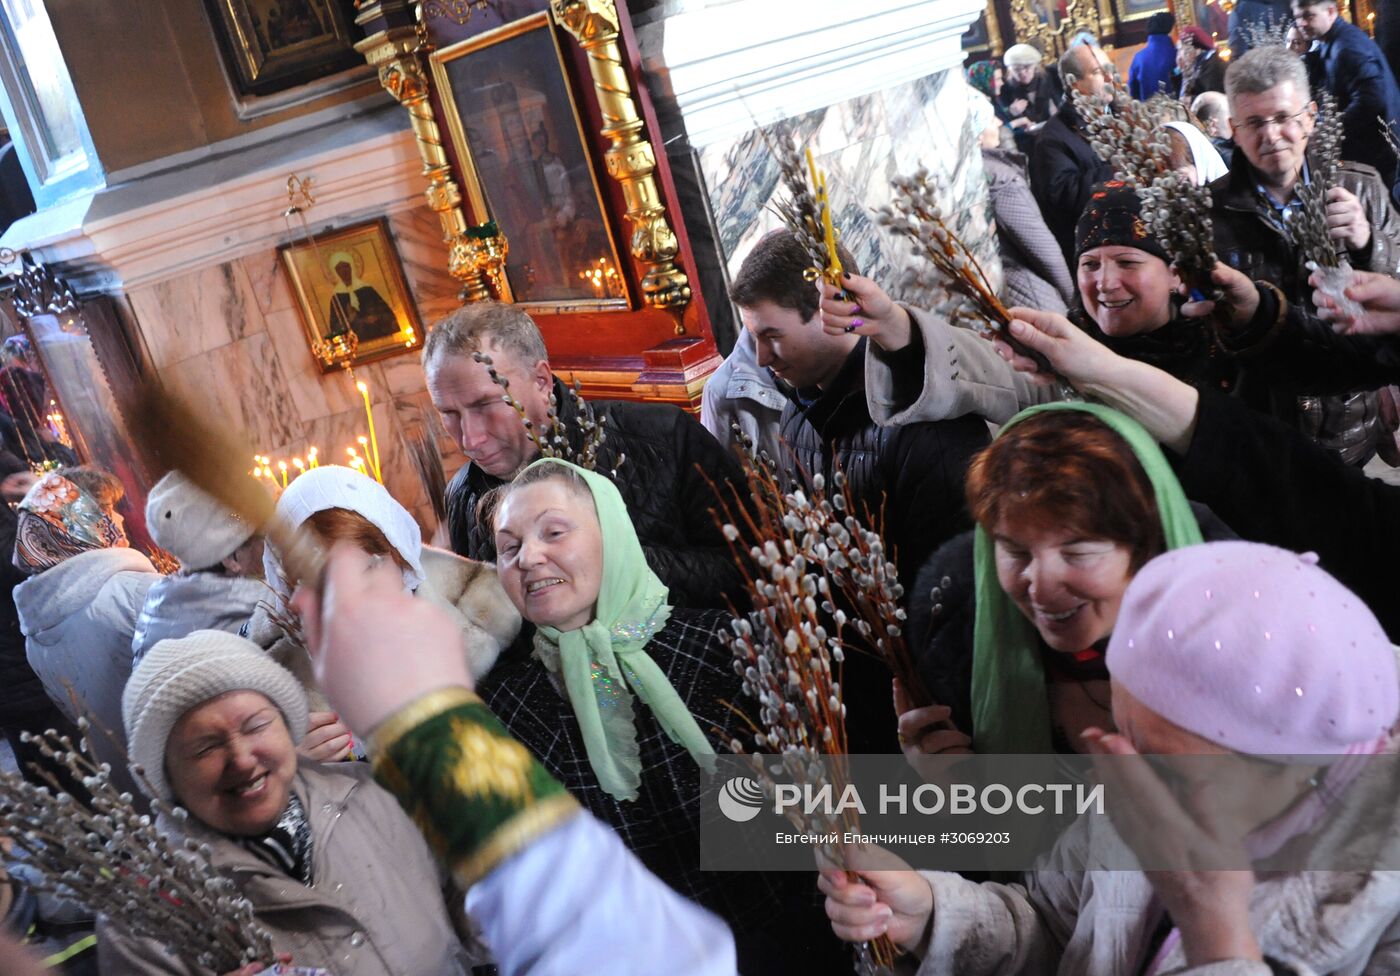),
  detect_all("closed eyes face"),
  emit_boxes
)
[165,690,297,837]
[494,479,603,632]
[993,515,1135,653]
[1077,246,1177,338]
